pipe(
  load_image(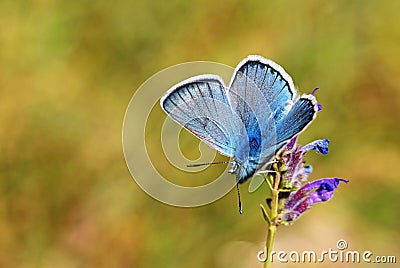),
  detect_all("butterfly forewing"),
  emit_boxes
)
[227,56,301,182]
[161,75,239,157]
